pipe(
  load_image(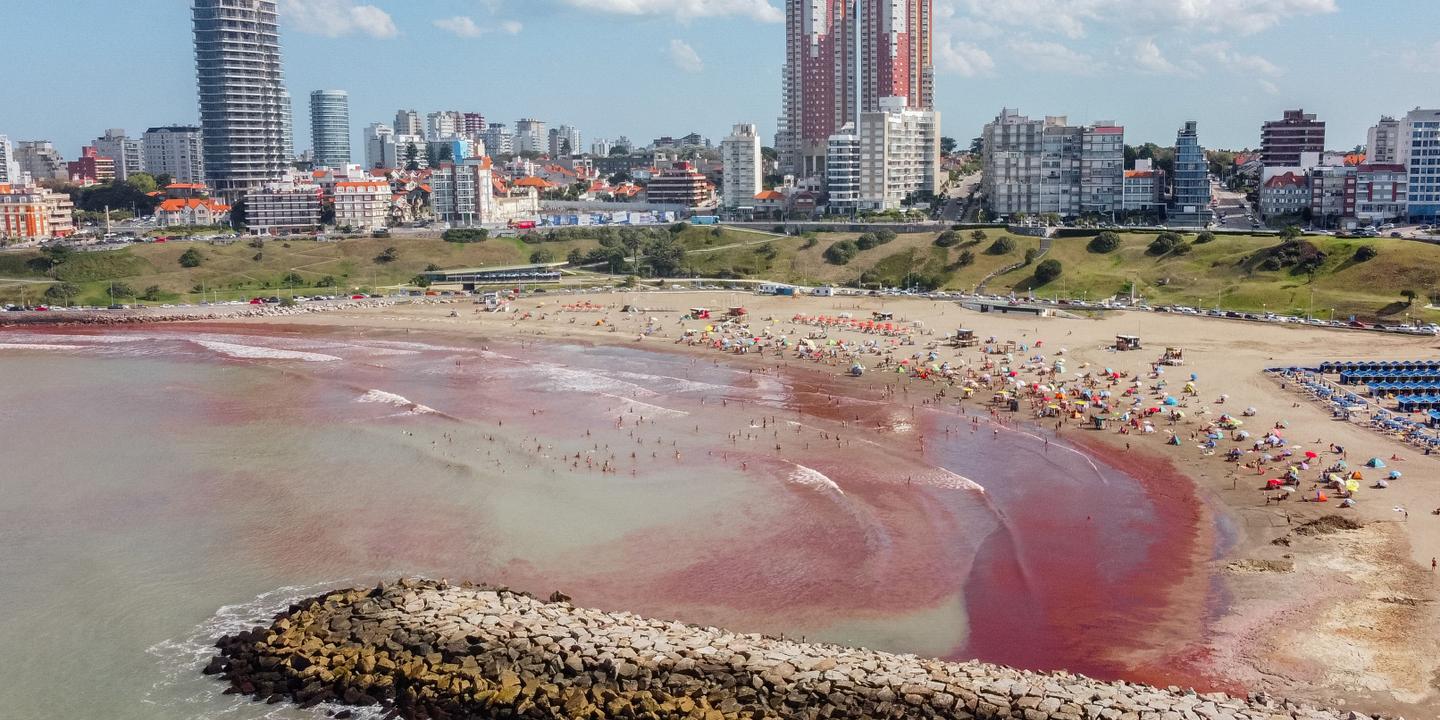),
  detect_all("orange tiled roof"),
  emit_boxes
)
[166,182,207,190]
[334,181,390,189]
[1344,153,1366,166]
[753,190,785,200]
[513,176,556,189]
[1123,170,1155,179]
[158,198,230,213]
[1263,172,1306,189]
